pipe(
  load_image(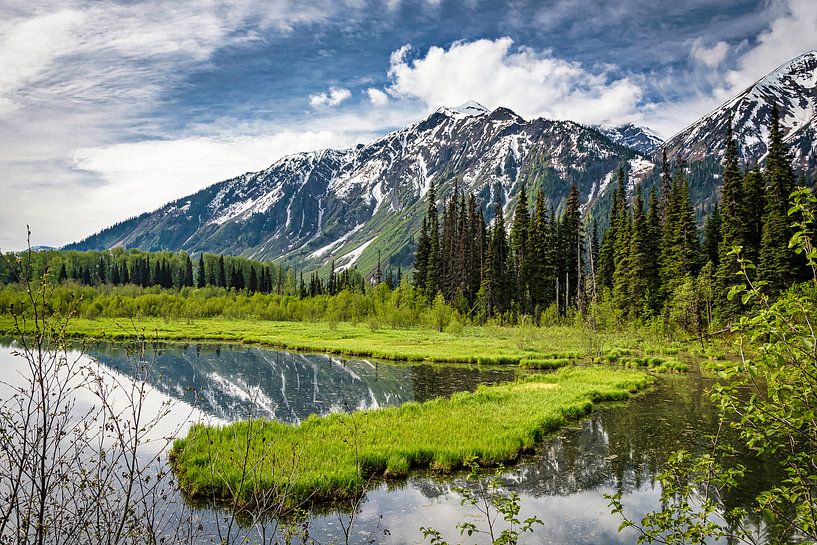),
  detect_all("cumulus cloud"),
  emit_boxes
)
[309,86,352,107]
[385,37,643,126]
[691,38,729,68]
[366,87,389,106]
